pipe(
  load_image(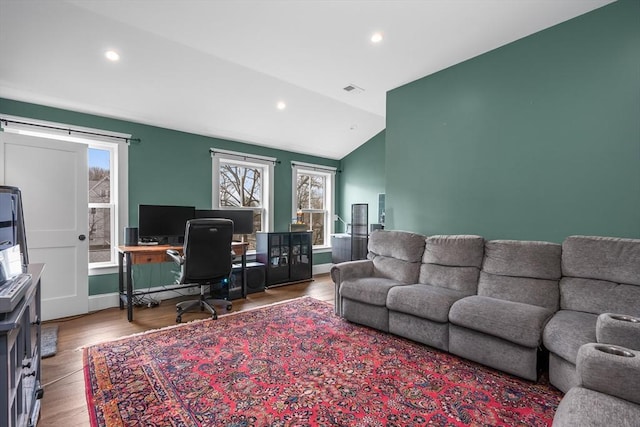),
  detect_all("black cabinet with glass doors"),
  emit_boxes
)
[256,232,313,287]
